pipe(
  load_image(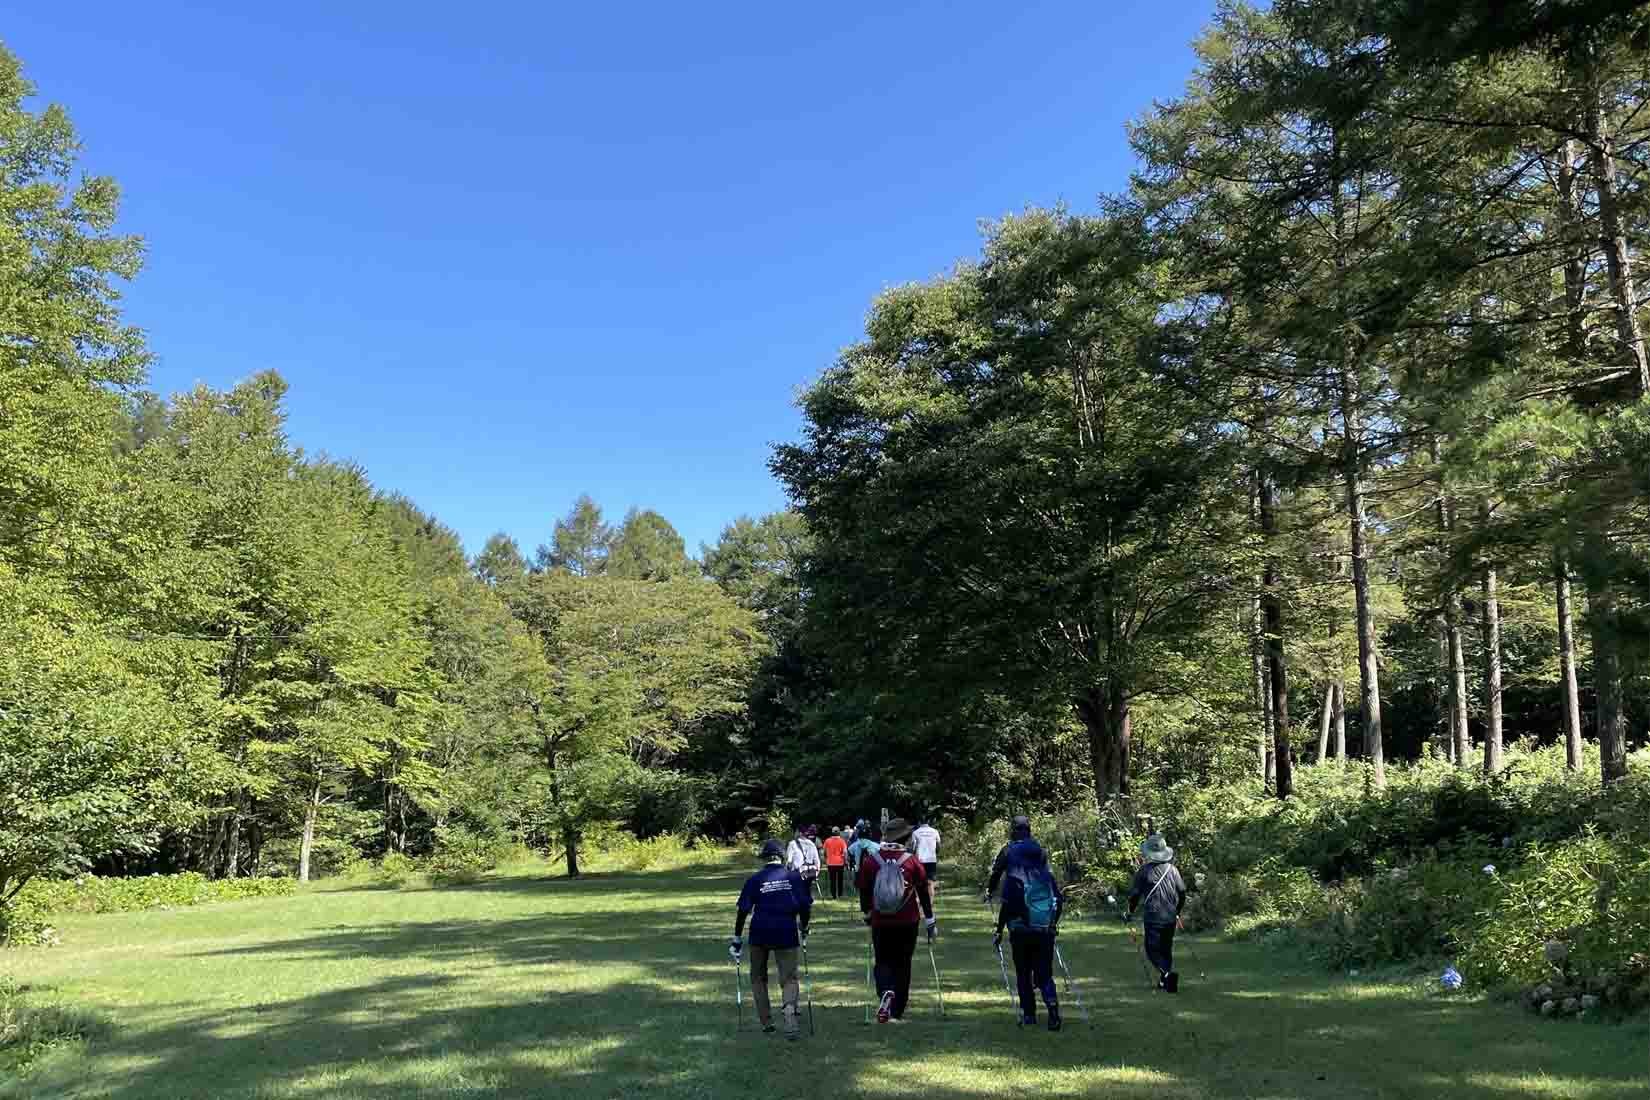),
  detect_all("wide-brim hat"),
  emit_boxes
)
[883,818,913,844]
[760,838,785,862]
[1140,834,1175,864]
